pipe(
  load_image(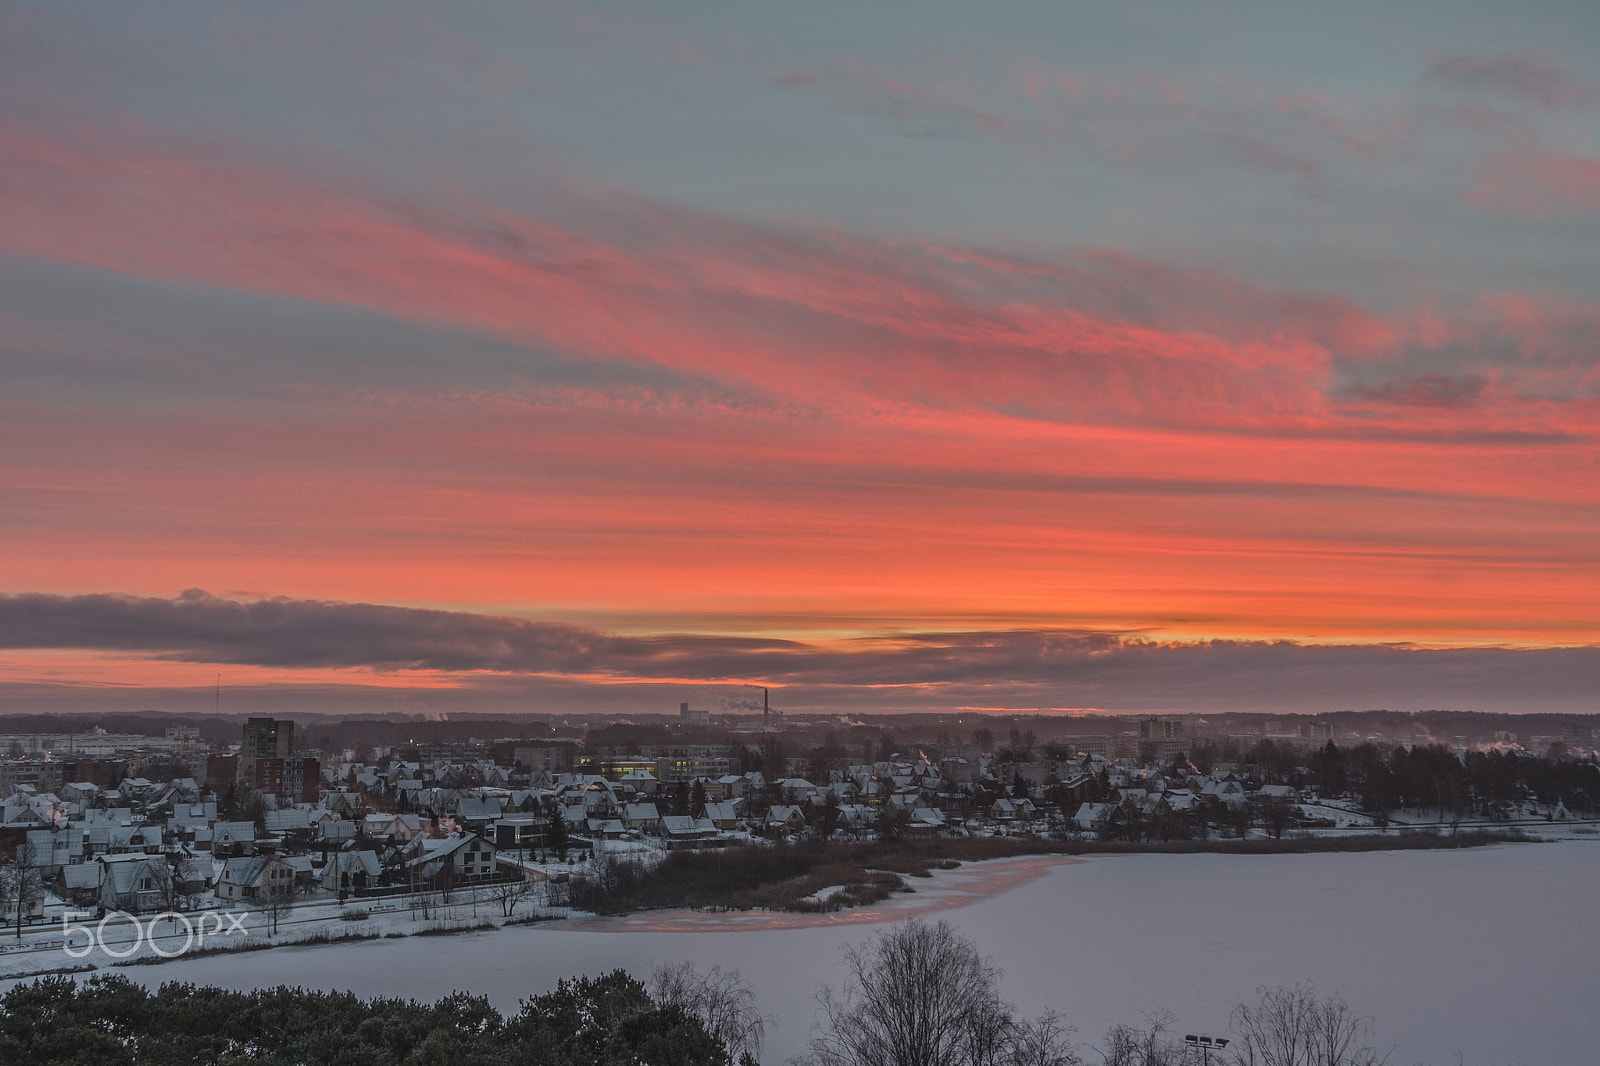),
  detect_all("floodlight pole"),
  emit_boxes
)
[1185,1034,1228,1066]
